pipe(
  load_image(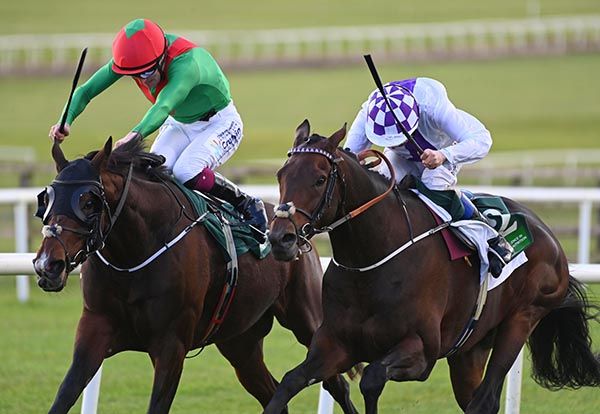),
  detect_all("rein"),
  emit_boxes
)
[274,148,396,251]
[331,221,450,272]
[95,169,209,273]
[275,146,454,272]
[95,212,209,272]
